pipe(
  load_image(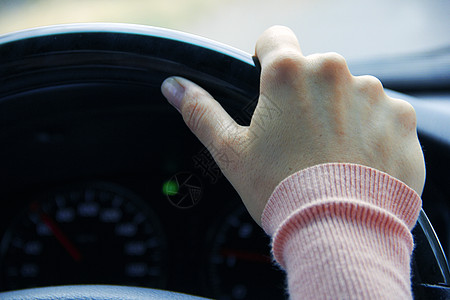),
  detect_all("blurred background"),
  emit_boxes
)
[0,0,449,62]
